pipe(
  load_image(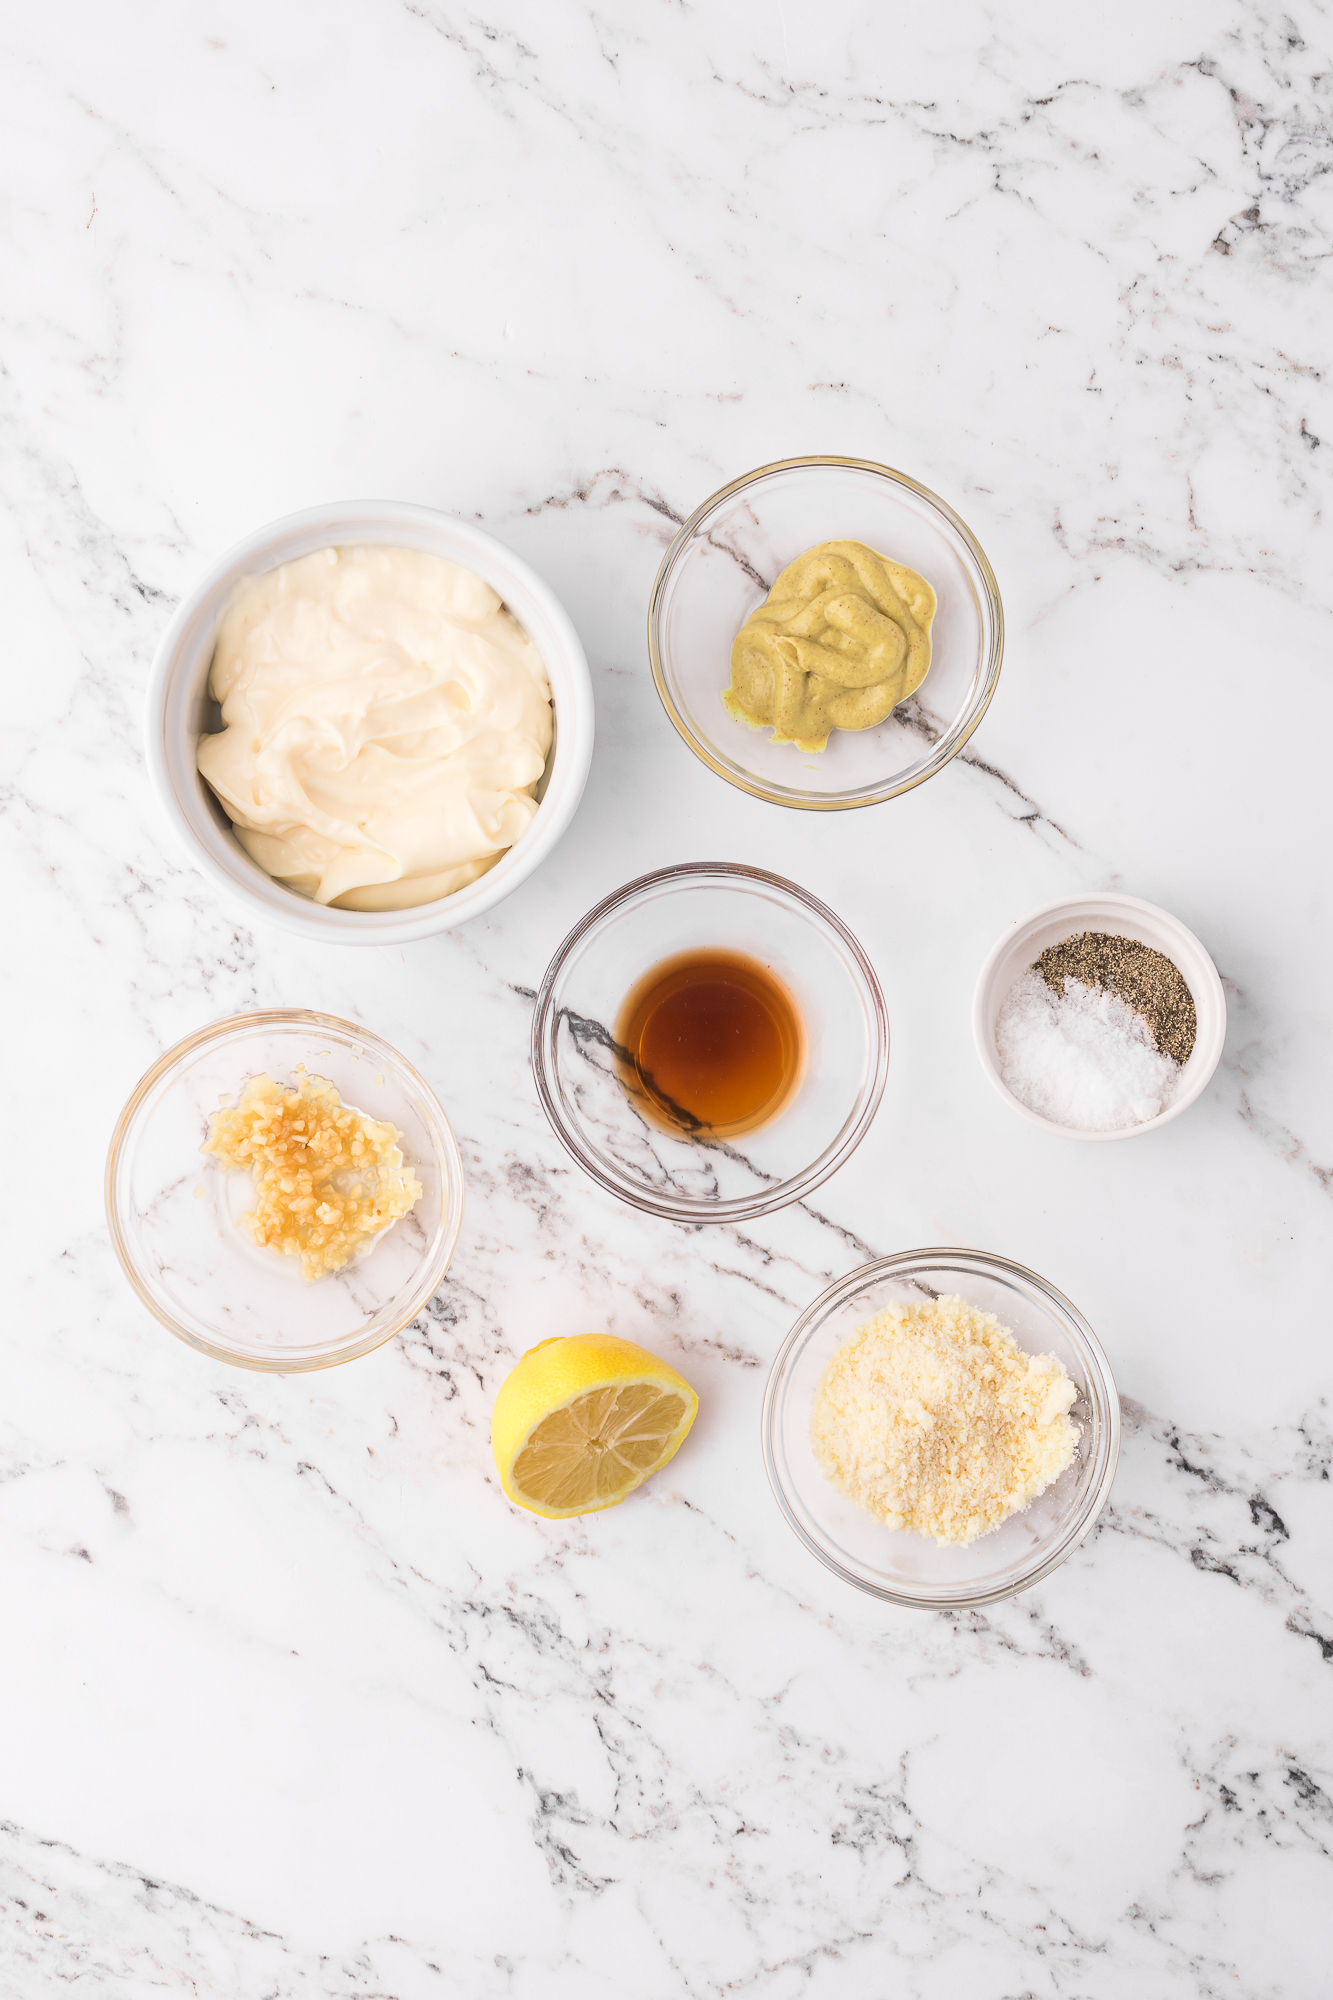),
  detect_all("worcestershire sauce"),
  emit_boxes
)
[616,949,803,1138]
